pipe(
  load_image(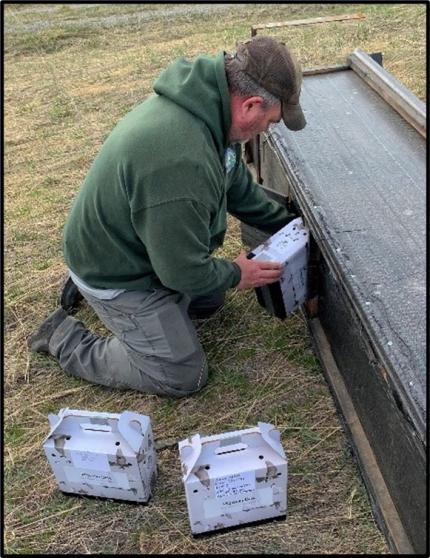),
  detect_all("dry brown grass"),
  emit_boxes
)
[4,2,425,554]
